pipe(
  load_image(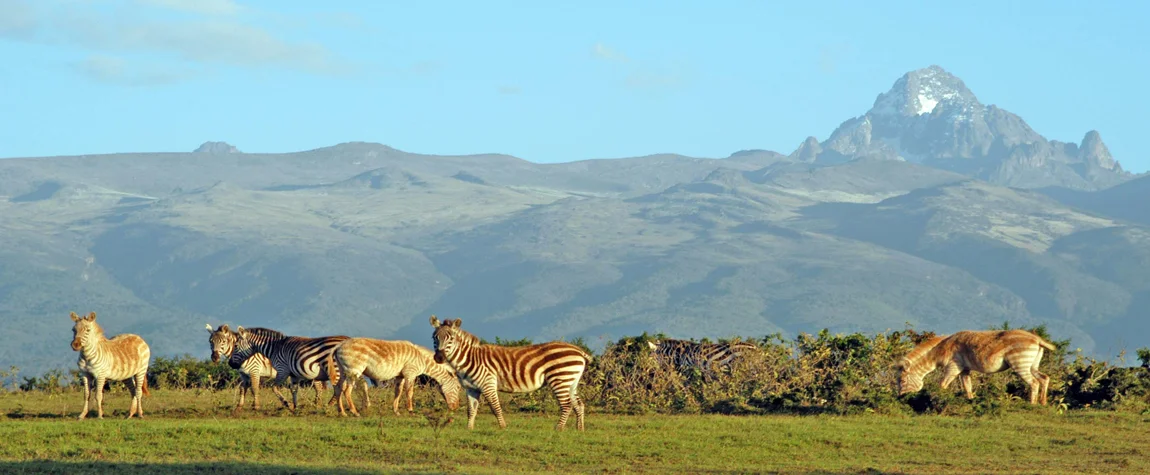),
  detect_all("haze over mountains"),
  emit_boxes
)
[2,65,1147,375]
